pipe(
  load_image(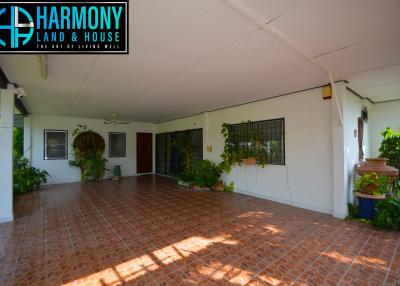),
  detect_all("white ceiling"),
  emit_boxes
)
[0,0,399,123]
